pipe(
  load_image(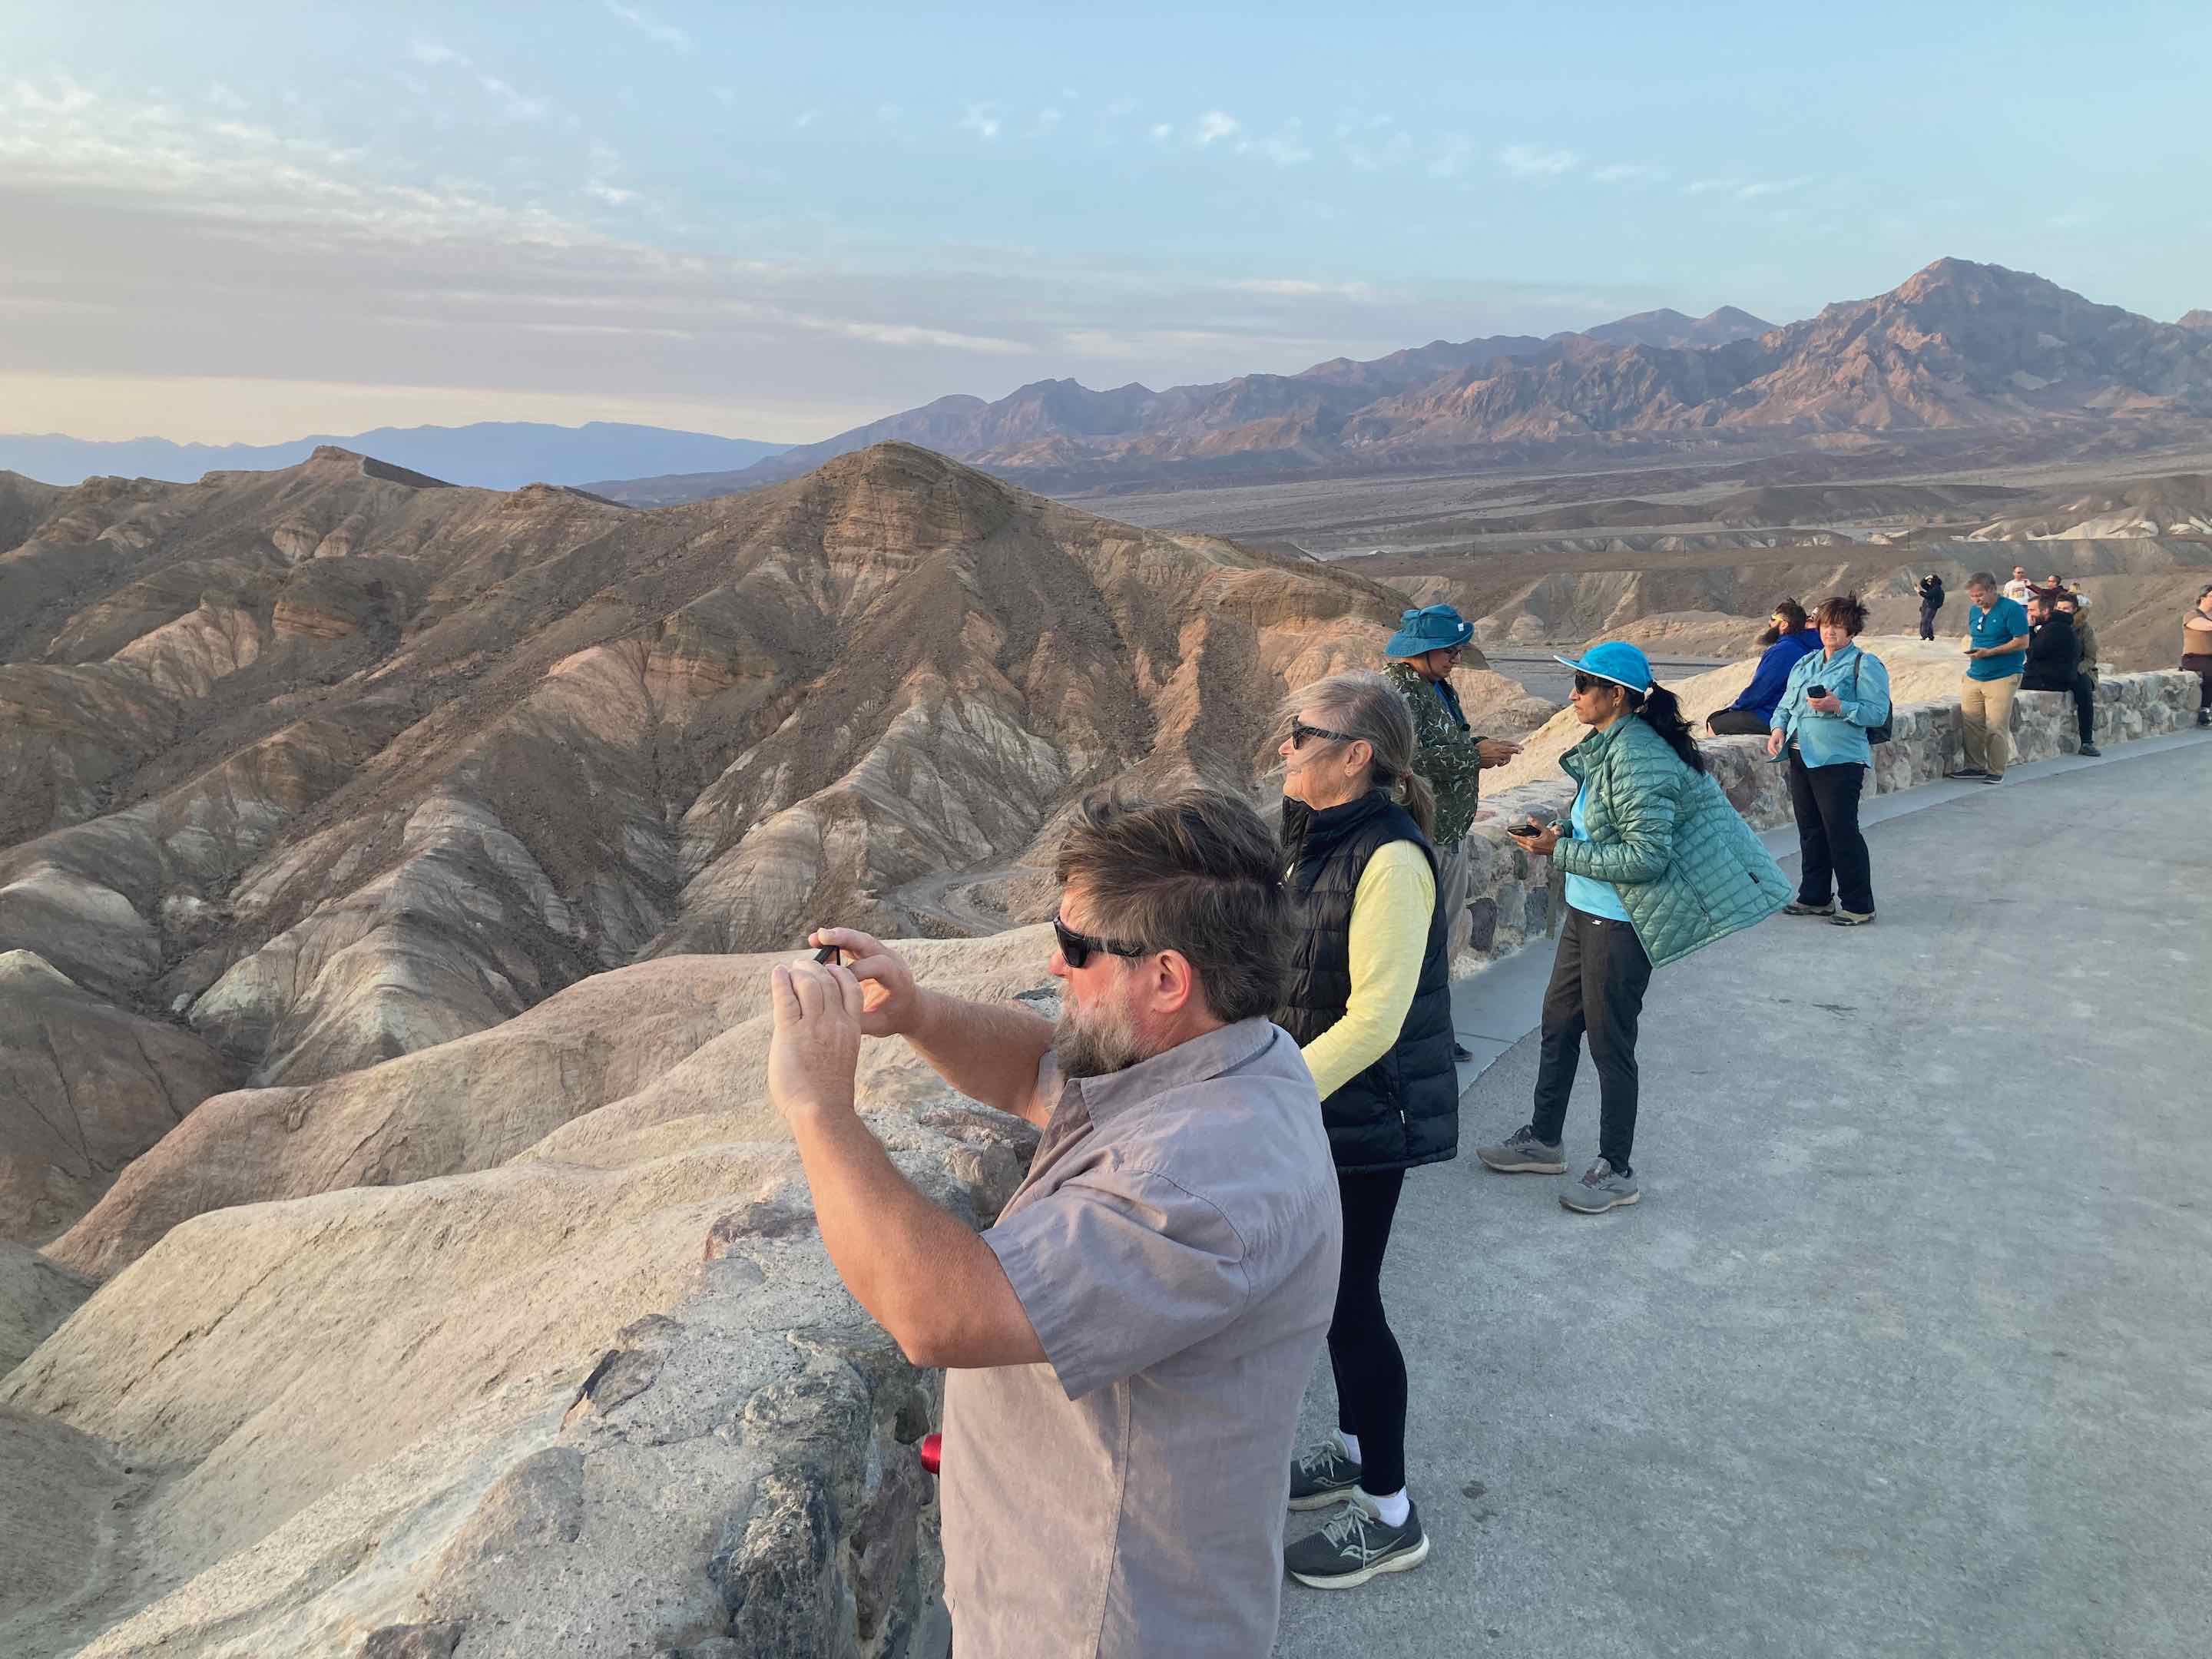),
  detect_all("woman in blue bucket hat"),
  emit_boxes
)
[1475,641,1788,1212]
